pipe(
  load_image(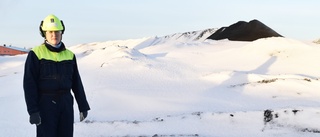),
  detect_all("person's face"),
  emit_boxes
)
[45,31,62,46]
